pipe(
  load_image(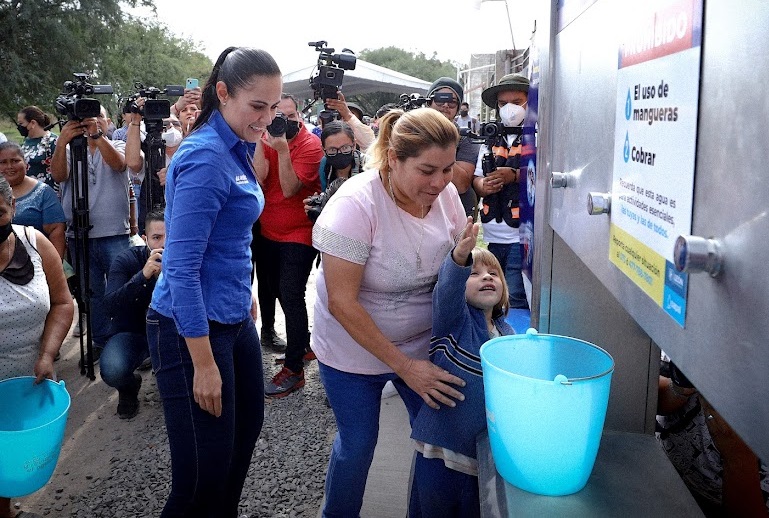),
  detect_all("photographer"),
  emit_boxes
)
[124,97,184,233]
[251,92,323,398]
[324,91,375,152]
[471,73,530,310]
[426,77,481,218]
[304,120,363,222]
[50,105,131,359]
